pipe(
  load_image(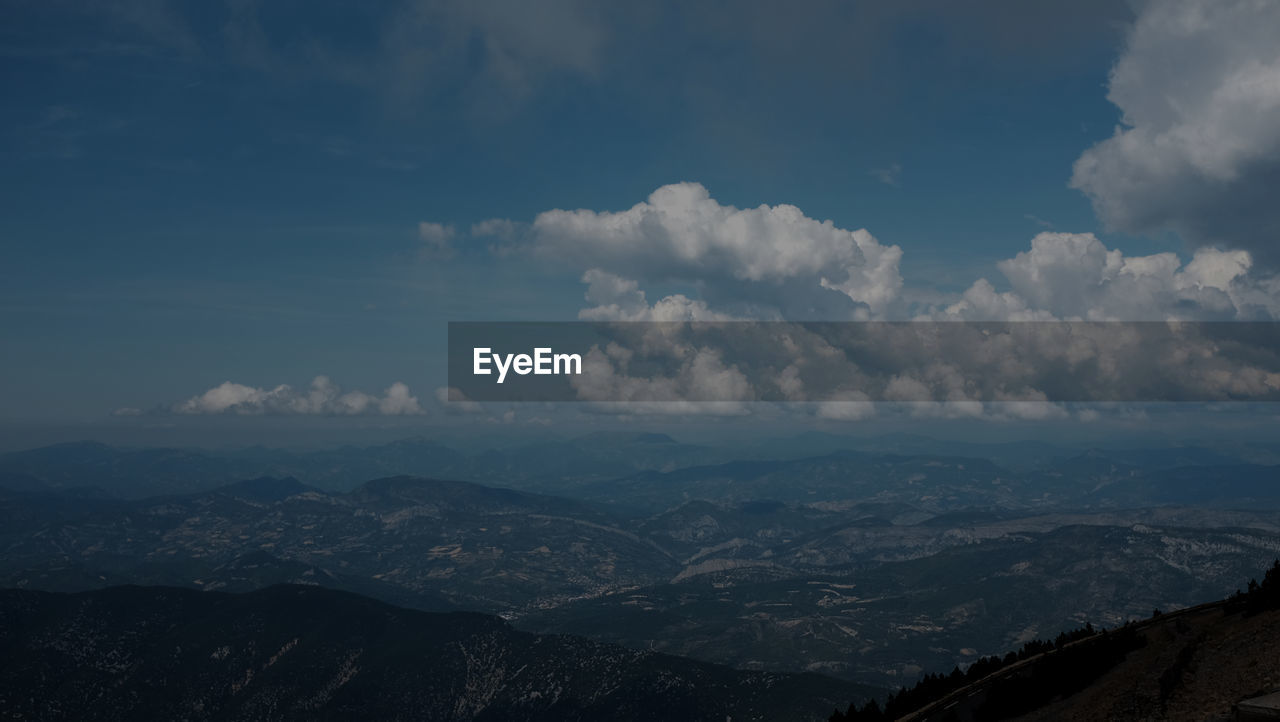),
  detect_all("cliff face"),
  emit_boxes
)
[0,584,877,722]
